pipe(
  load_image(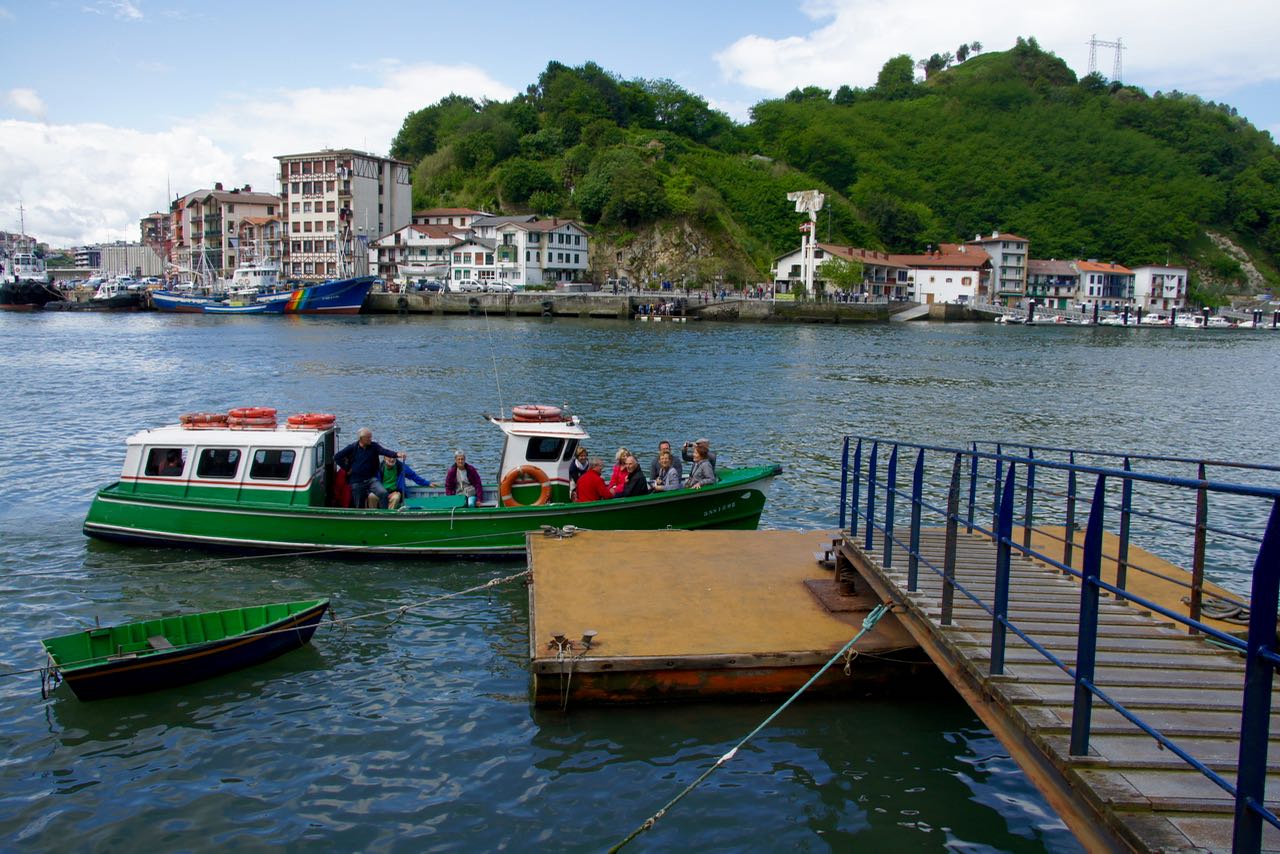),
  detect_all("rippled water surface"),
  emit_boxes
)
[2,311,1277,851]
